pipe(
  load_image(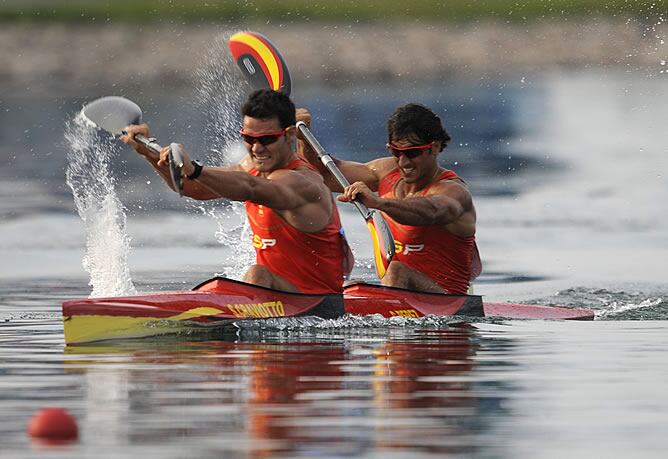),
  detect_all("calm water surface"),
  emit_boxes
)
[1,62,667,456]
